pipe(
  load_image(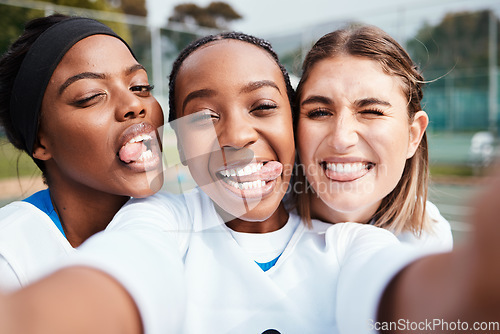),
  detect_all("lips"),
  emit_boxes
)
[321,161,374,182]
[117,122,162,172]
[216,161,283,198]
